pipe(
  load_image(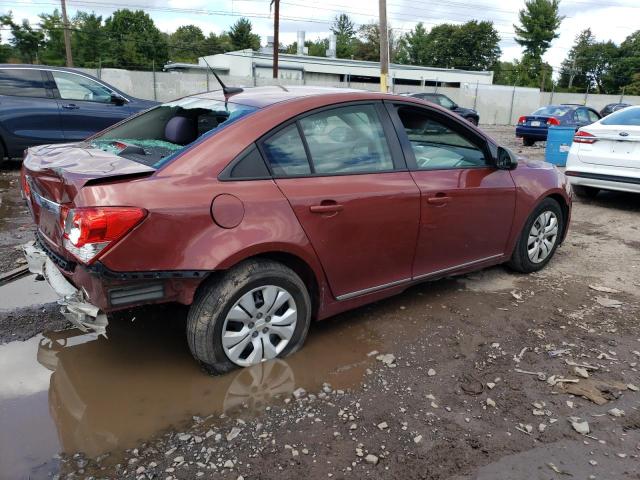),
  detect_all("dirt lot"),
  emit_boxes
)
[1,127,639,480]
